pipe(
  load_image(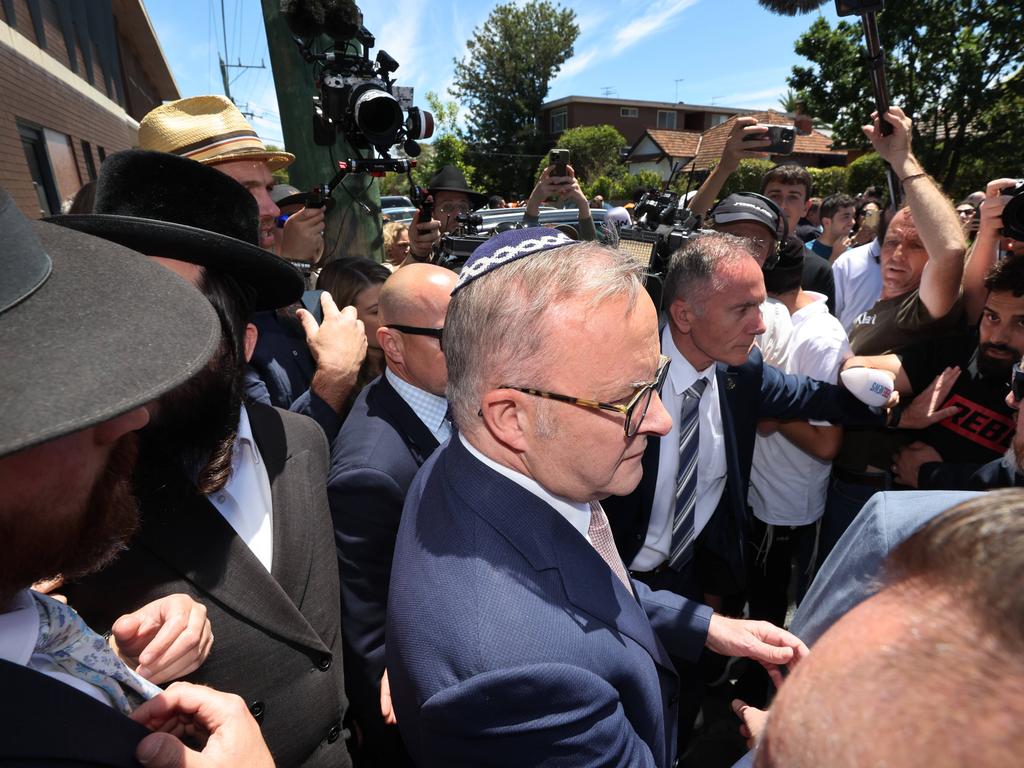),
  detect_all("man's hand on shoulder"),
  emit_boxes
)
[705,614,809,670]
